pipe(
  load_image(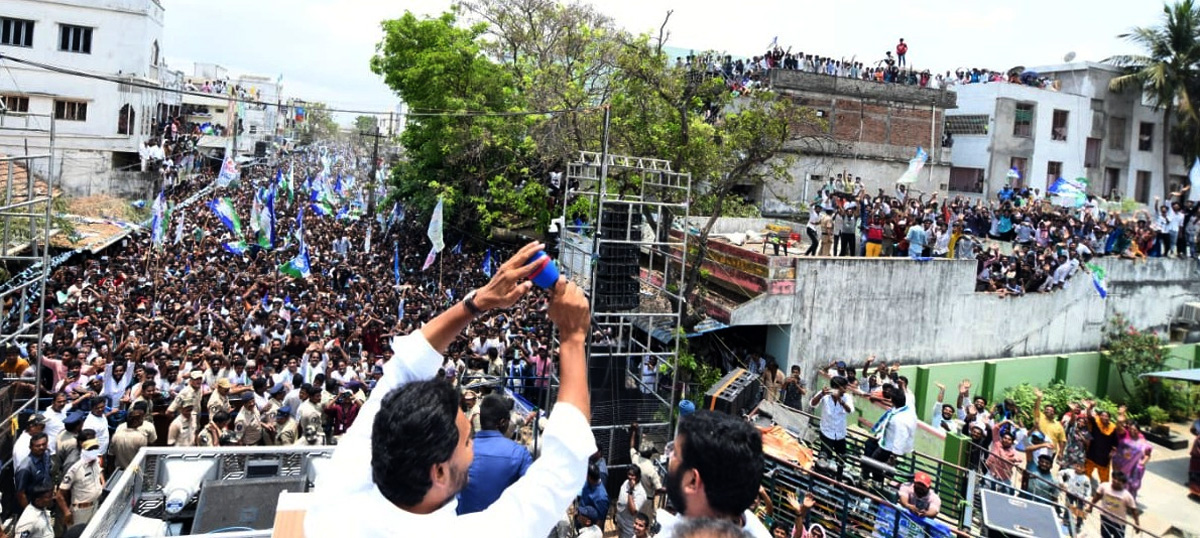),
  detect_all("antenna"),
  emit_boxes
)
[1063,51,1076,63]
